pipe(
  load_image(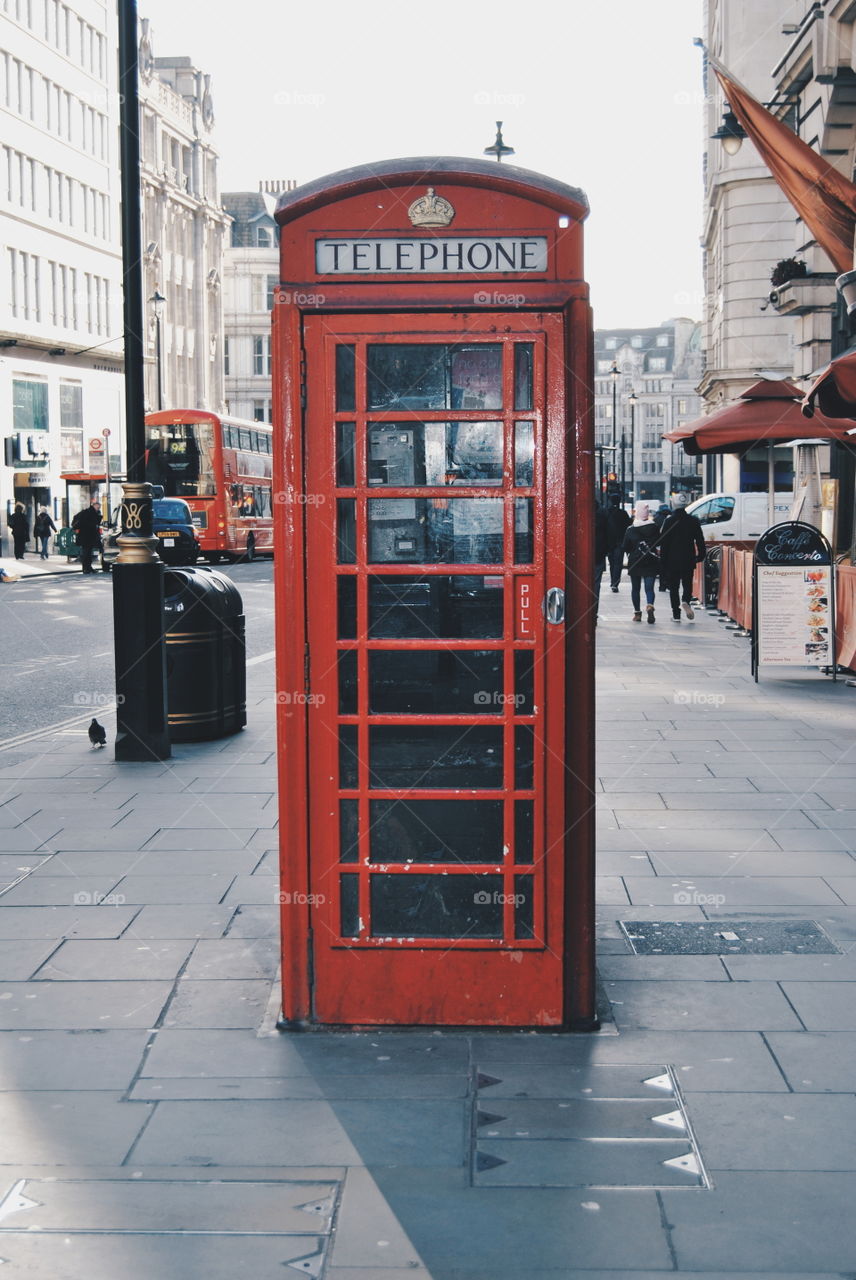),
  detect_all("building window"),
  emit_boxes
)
[656,334,669,347]
[253,334,271,375]
[605,337,618,350]
[649,358,666,372]
[266,275,278,309]
[13,378,48,431]
[678,399,688,413]
[631,335,643,348]
[253,401,266,422]
[256,224,273,247]
[223,336,230,376]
